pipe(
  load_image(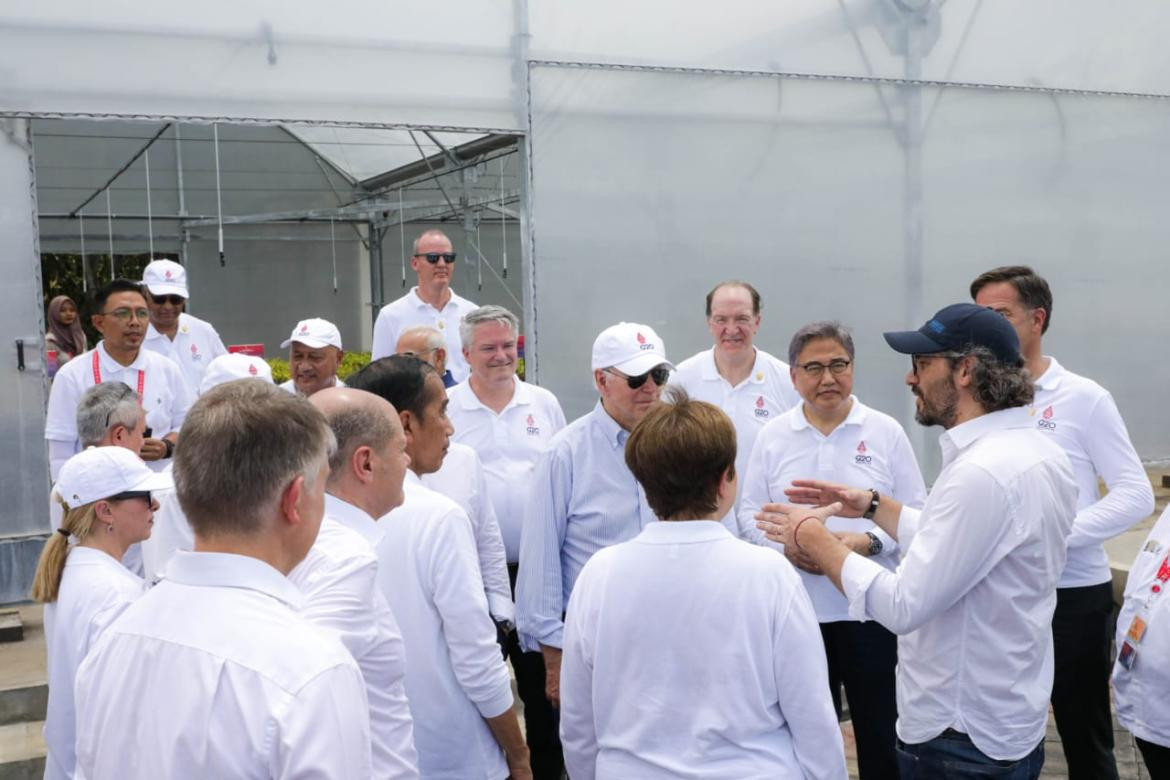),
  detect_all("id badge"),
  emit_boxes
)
[1118,640,1138,670]
[1126,615,1148,645]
